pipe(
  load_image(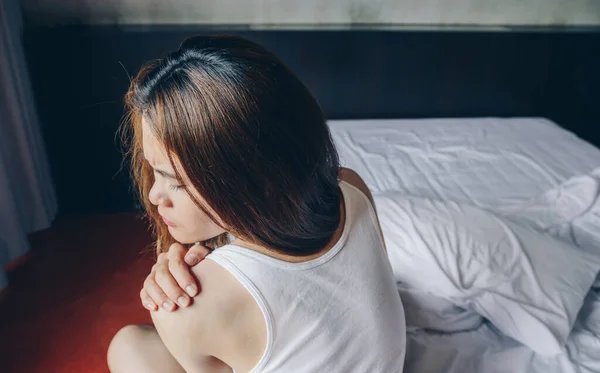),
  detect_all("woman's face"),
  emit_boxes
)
[142,117,227,244]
